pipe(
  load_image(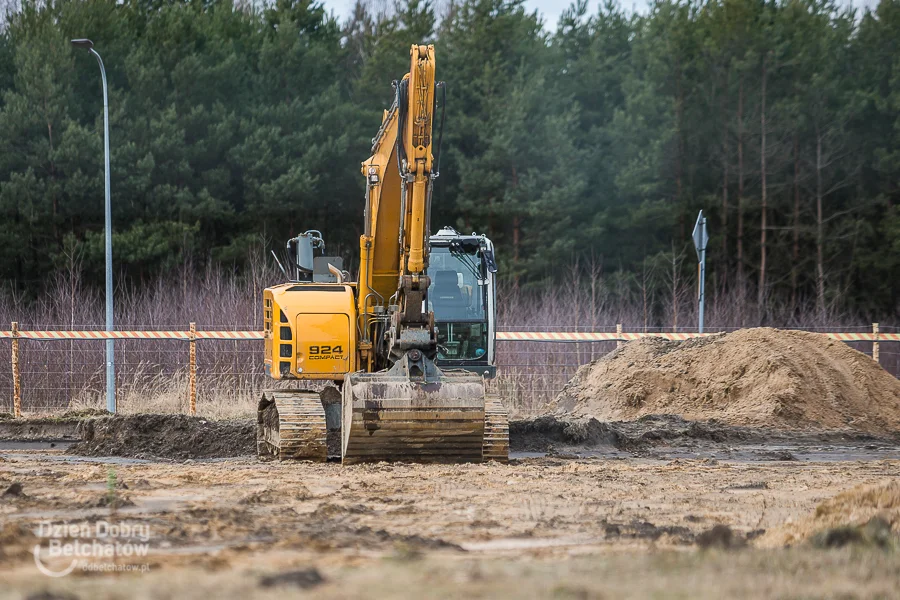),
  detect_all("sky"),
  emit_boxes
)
[328,0,882,32]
